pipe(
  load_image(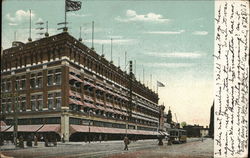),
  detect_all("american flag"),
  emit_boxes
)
[66,0,82,12]
[157,81,165,87]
